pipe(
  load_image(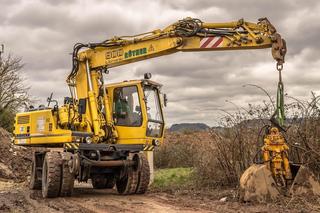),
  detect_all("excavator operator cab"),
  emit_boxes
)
[106,78,165,147]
